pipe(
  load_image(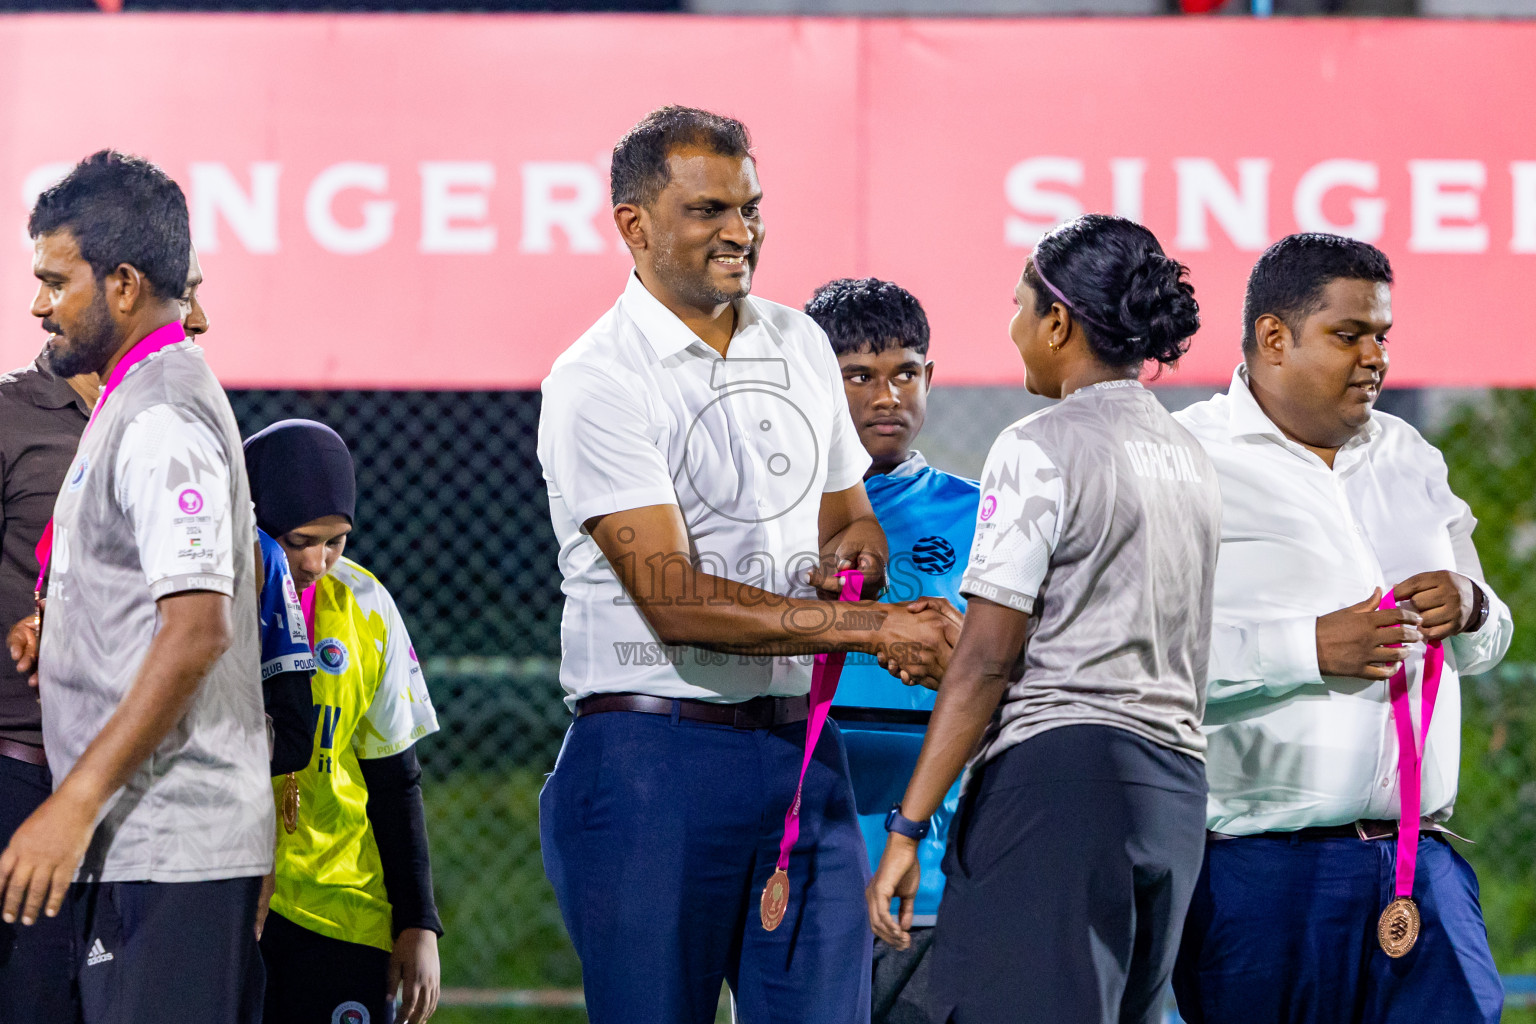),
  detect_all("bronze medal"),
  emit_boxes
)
[281,773,301,835]
[1378,896,1420,958]
[760,869,789,931]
